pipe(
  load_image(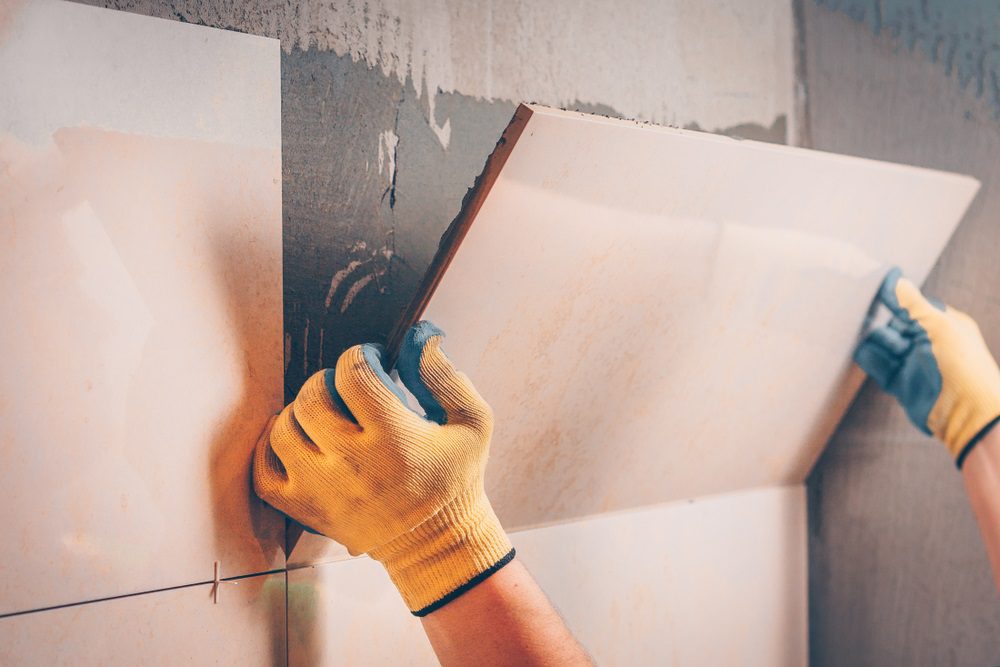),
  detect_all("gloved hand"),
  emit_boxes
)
[253,321,514,615]
[854,268,1000,467]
